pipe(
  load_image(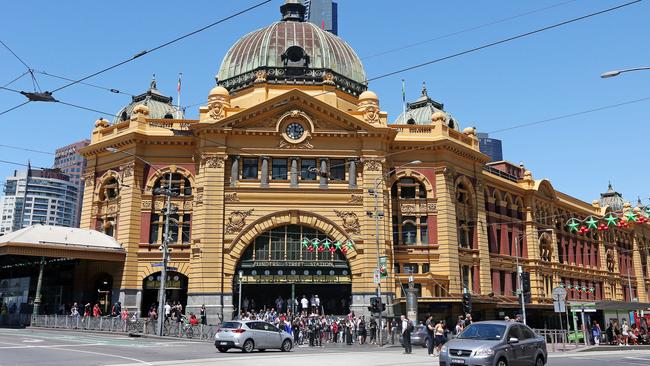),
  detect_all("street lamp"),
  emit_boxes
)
[368,159,421,346]
[514,228,554,325]
[238,270,244,319]
[601,66,650,78]
[105,147,175,336]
